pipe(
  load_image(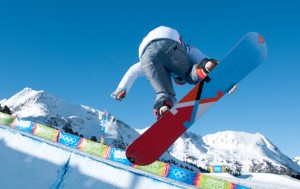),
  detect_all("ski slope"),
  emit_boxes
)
[1,123,300,189]
[0,124,192,189]
[207,173,300,189]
